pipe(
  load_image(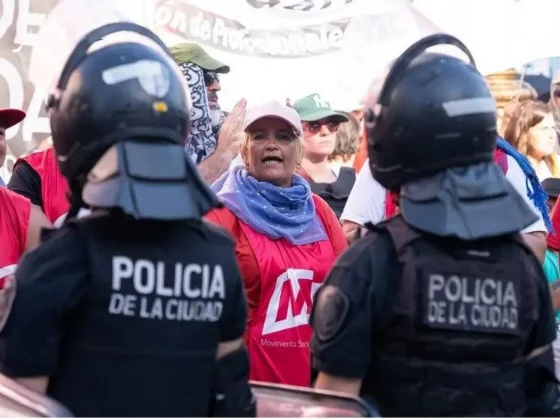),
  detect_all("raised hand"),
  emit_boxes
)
[215,98,247,154]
